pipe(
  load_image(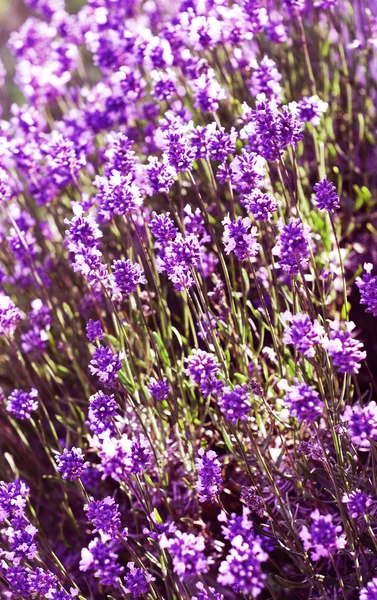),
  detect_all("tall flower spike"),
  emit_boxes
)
[222,215,259,261]
[272,218,311,275]
[356,263,377,317]
[195,448,222,503]
[313,177,340,213]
